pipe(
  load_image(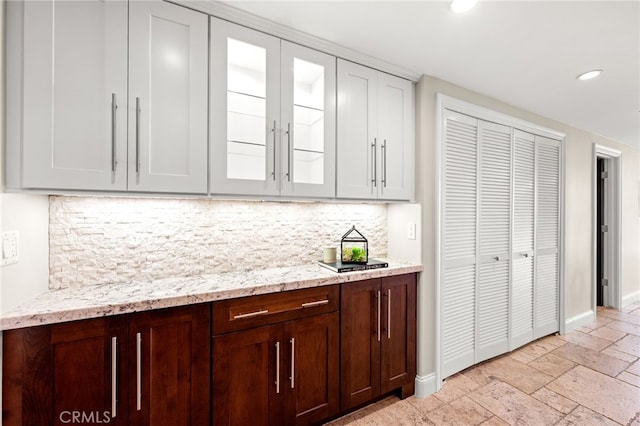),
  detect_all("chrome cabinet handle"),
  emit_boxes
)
[136,332,142,411]
[290,338,295,389]
[285,123,291,181]
[272,120,277,181]
[301,299,329,308]
[523,253,530,258]
[377,290,381,342]
[381,139,387,187]
[135,97,141,174]
[275,342,280,394]
[111,93,117,173]
[111,337,117,418]
[371,138,377,187]
[233,309,268,320]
